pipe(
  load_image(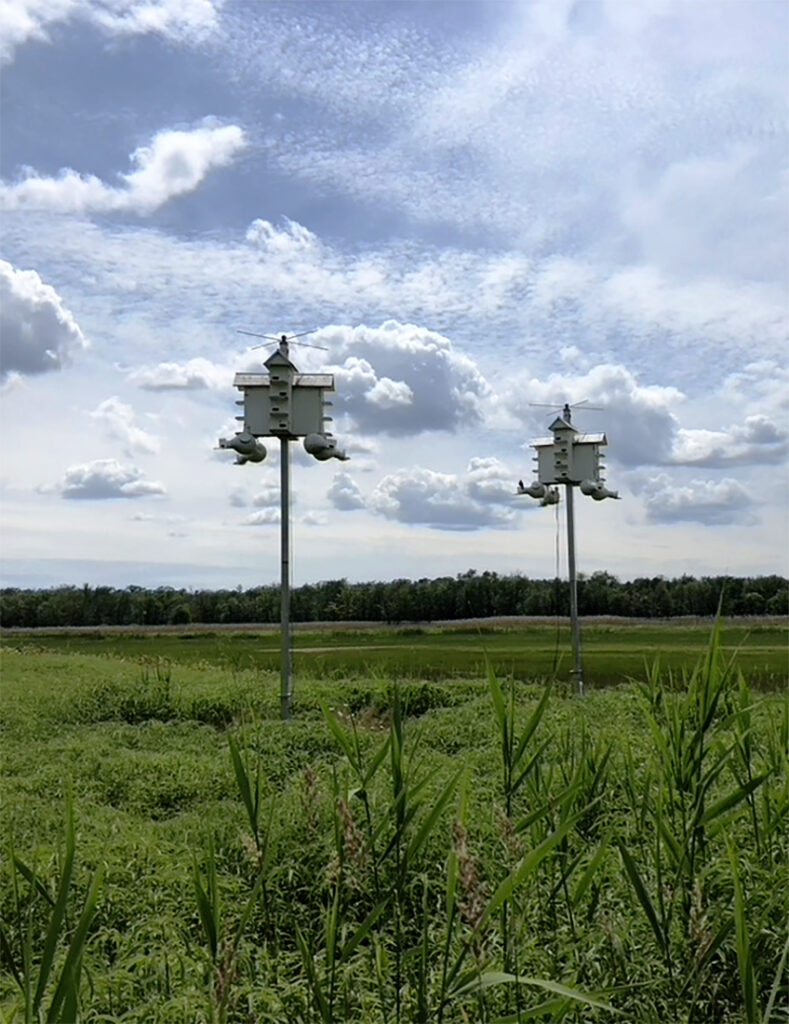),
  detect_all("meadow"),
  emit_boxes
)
[1,619,787,1022]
